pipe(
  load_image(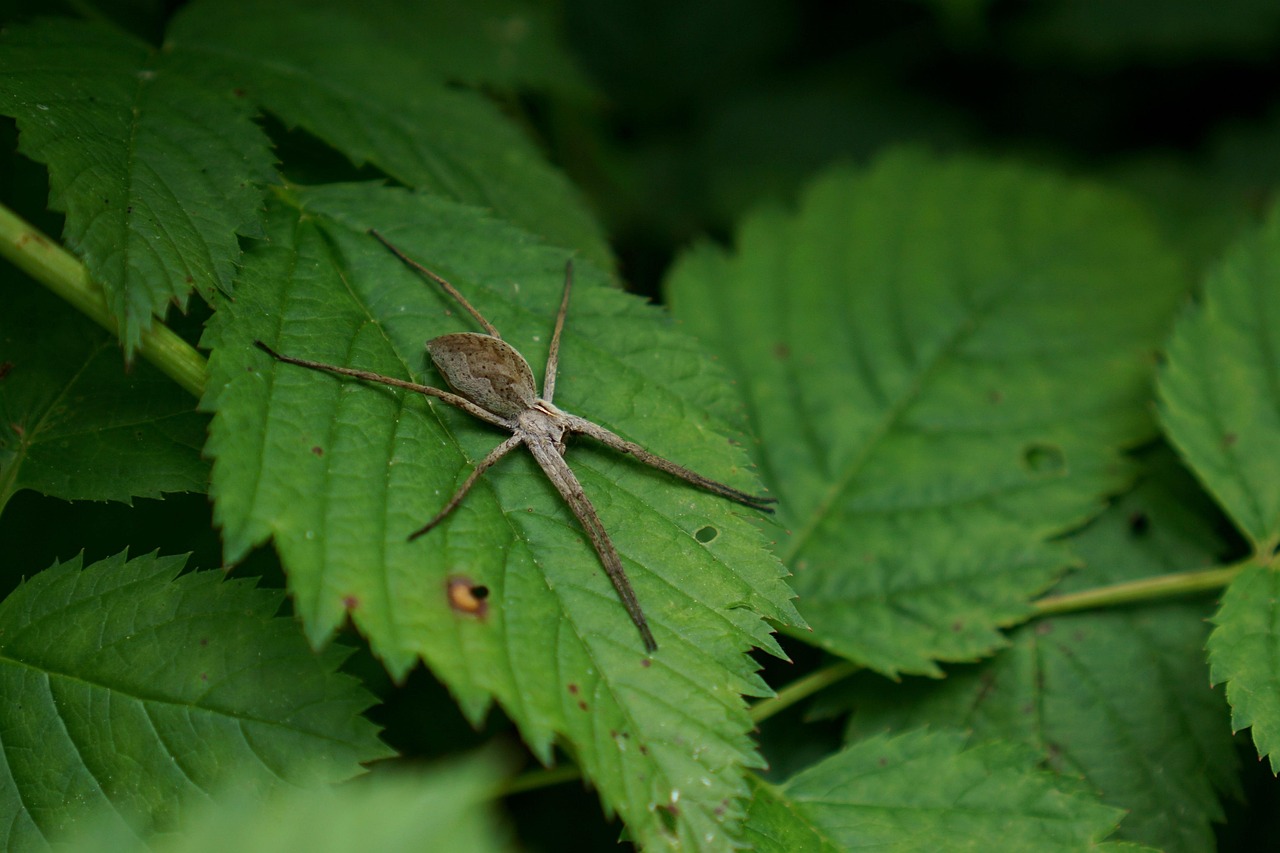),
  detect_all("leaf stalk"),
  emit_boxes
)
[0,203,207,397]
